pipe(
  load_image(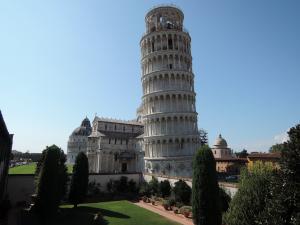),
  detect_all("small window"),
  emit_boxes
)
[169,64,173,69]
[114,125,116,130]
[109,138,111,144]
[115,138,117,144]
[121,139,123,145]
[123,126,125,132]
[126,139,129,145]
